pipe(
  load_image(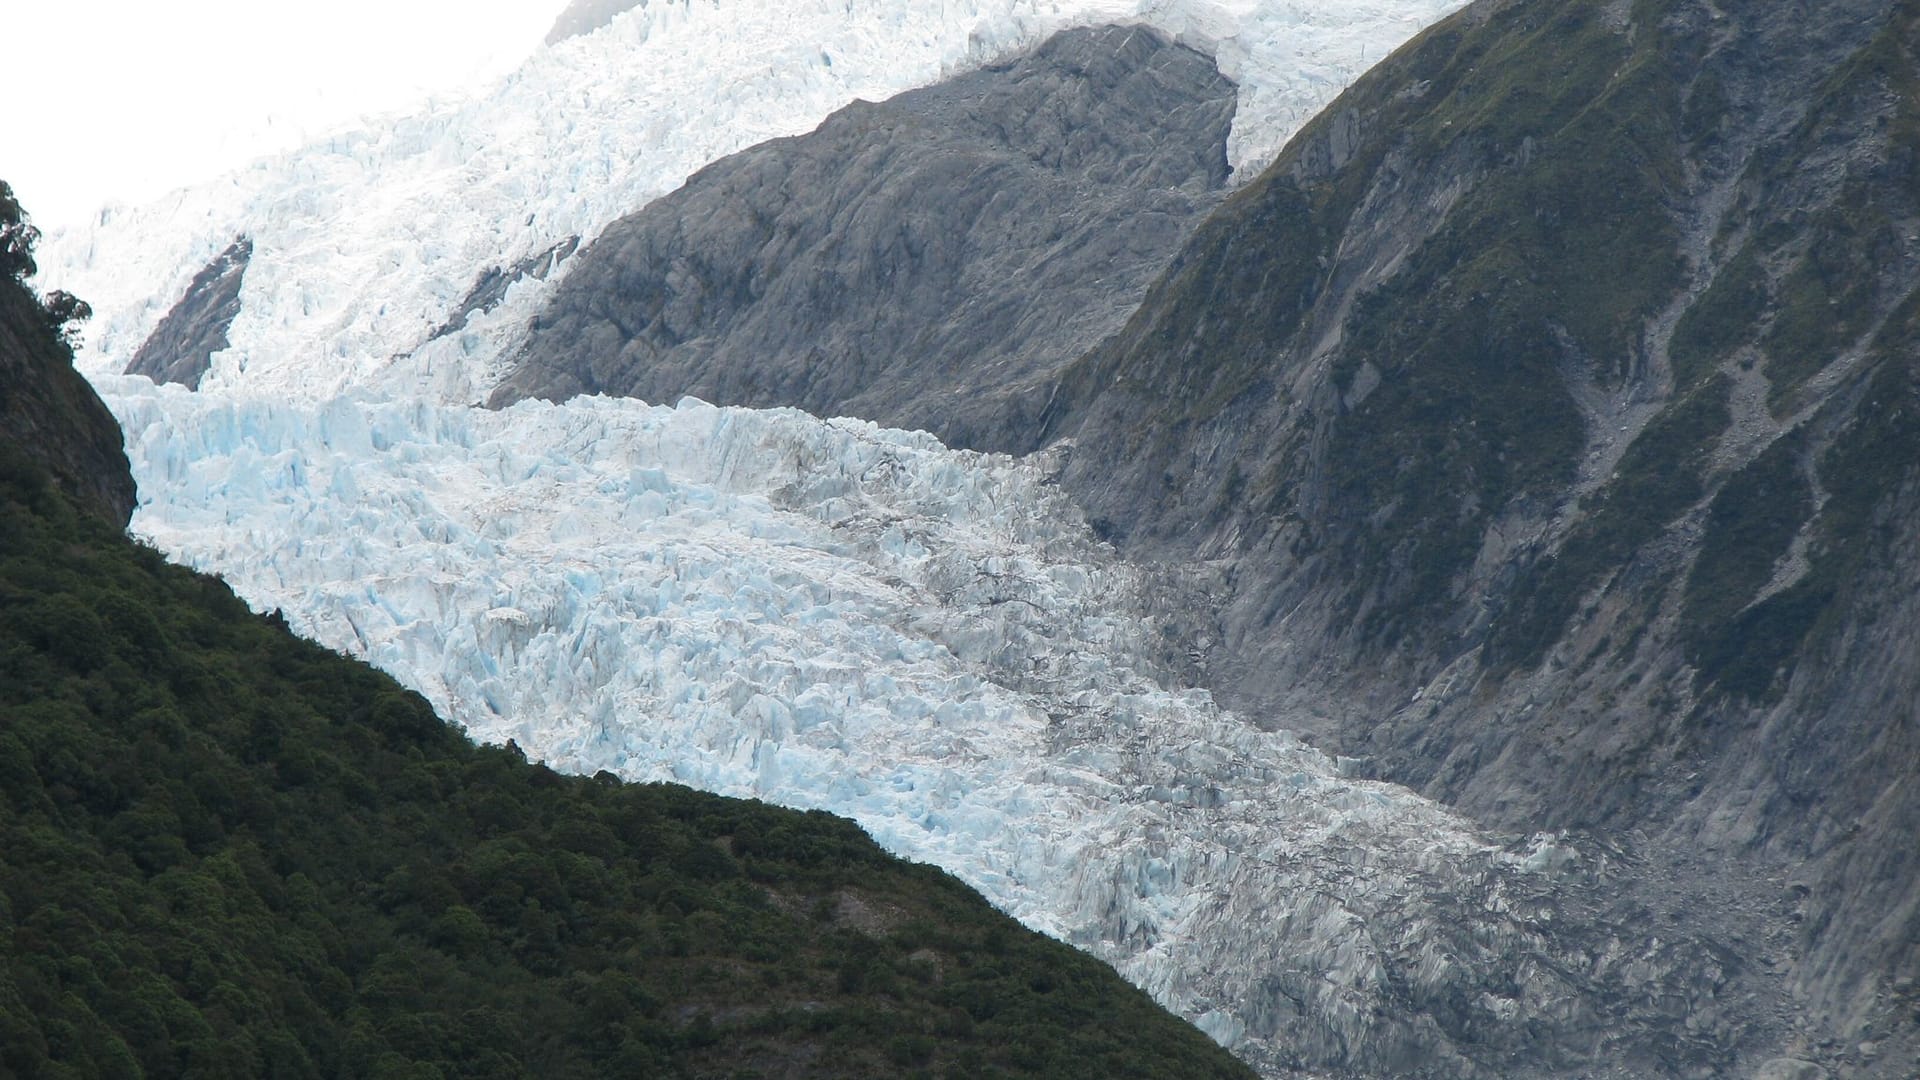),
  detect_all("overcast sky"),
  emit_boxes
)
[4,0,563,231]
